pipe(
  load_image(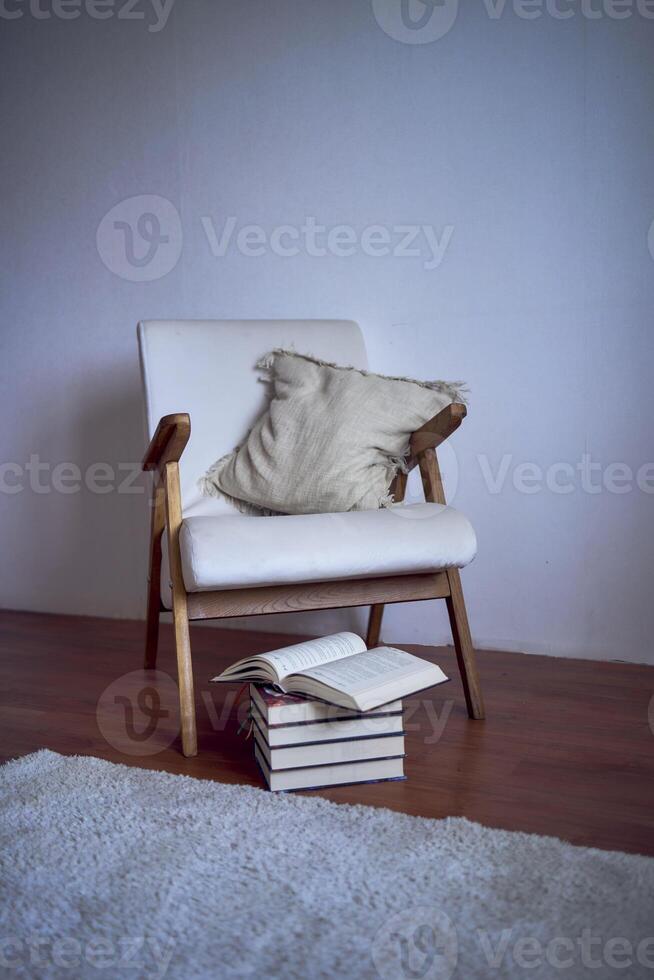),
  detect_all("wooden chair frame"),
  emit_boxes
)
[142,404,484,756]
